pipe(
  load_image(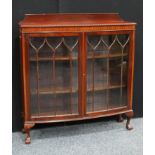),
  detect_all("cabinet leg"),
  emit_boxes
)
[125,111,134,130]
[117,114,124,122]
[126,117,133,130]
[25,130,31,144]
[24,123,35,144]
